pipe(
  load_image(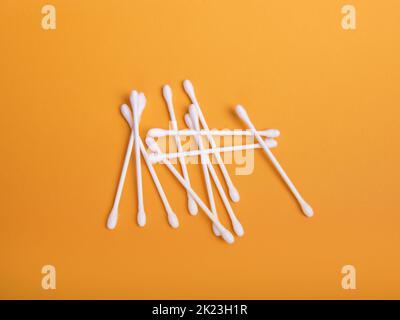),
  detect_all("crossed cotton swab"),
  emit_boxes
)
[120,104,179,228]
[148,137,278,163]
[131,91,146,226]
[147,128,280,139]
[236,105,314,217]
[146,137,235,244]
[186,107,221,236]
[183,80,240,202]
[107,99,146,230]
[163,85,198,216]
[186,107,244,237]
